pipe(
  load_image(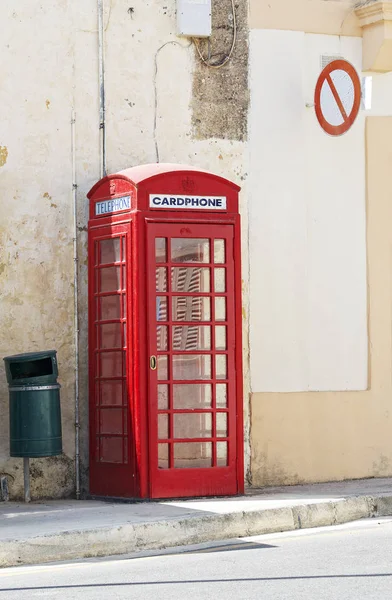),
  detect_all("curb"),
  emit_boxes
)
[1,494,392,568]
